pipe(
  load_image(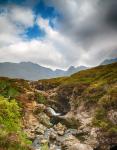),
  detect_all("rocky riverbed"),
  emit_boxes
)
[22,94,93,150]
[29,105,94,150]
[24,78,117,150]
